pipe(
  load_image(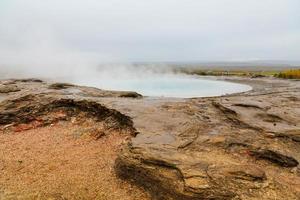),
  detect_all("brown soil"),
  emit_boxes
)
[0,122,149,200]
